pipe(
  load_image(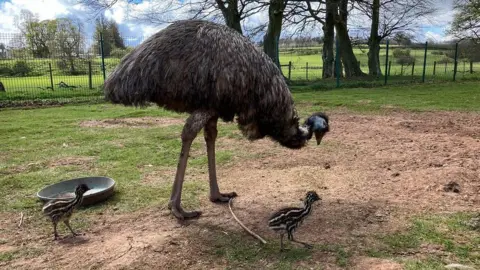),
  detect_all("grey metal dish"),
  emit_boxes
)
[37,176,116,206]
